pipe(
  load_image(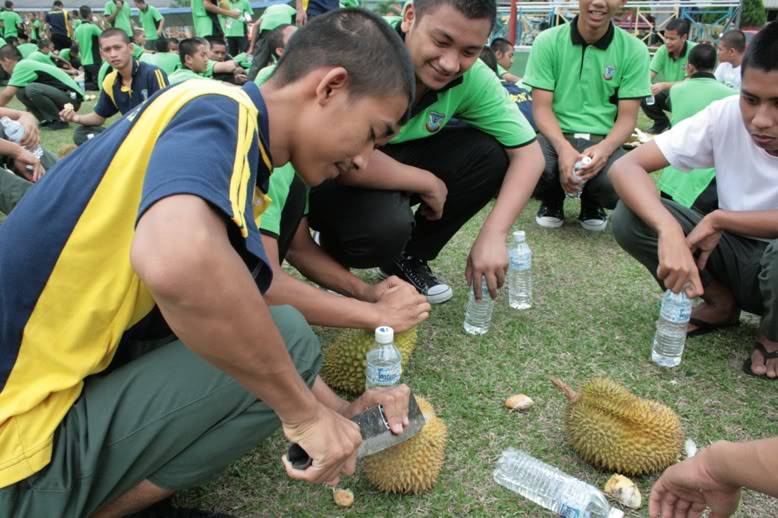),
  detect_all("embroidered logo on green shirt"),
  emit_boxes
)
[603,65,616,81]
[425,111,445,132]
